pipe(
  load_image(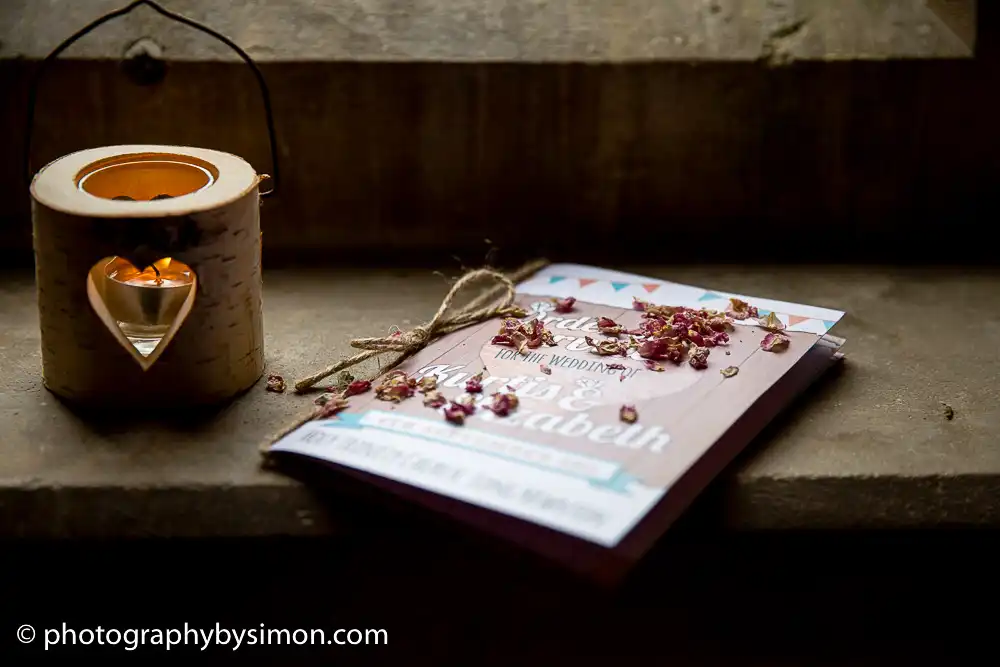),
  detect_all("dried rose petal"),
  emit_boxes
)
[375,371,417,402]
[443,404,467,425]
[619,373,626,382]
[491,332,528,353]
[443,399,475,423]
[315,396,349,419]
[486,391,520,417]
[757,312,785,331]
[631,315,668,338]
[540,364,552,375]
[342,379,372,397]
[597,316,625,336]
[721,366,739,378]
[585,335,627,357]
[423,390,447,408]
[707,331,731,347]
[601,341,627,356]
[643,359,665,372]
[726,297,759,321]
[633,298,684,318]
[525,319,557,348]
[707,316,735,332]
[265,374,286,393]
[637,339,667,360]
[378,385,415,402]
[760,332,791,352]
[638,339,685,364]
[418,375,438,393]
[552,296,577,313]
[453,394,477,414]
[688,346,710,370]
[497,317,524,333]
[465,372,484,393]
[605,362,626,370]
[493,316,558,354]
[620,404,638,423]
